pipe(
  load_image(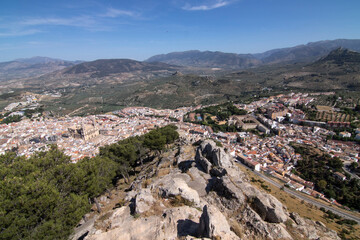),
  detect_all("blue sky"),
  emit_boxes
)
[0,0,360,62]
